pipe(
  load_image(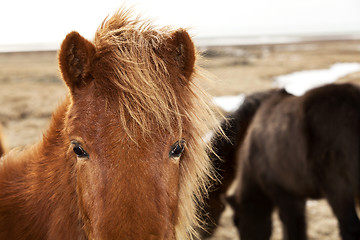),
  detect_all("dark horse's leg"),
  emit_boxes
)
[320,179,360,240]
[327,197,360,240]
[270,188,307,240]
[312,149,360,239]
[228,172,274,240]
